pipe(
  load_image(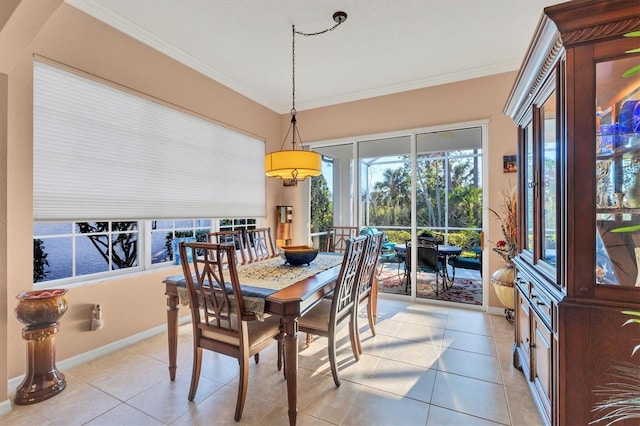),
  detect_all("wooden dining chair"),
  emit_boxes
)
[179,242,282,421]
[244,227,277,262]
[354,231,384,355]
[206,230,250,265]
[324,226,358,253]
[298,234,367,387]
